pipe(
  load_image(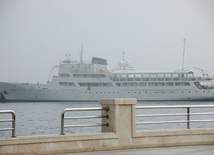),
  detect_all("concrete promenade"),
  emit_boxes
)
[58,145,214,155]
